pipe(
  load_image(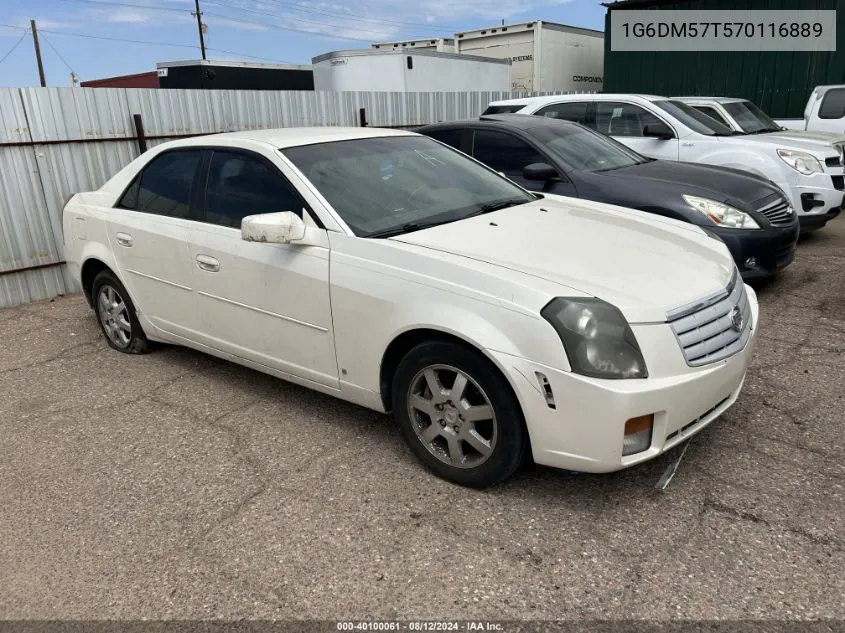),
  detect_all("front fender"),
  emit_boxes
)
[329,261,571,402]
